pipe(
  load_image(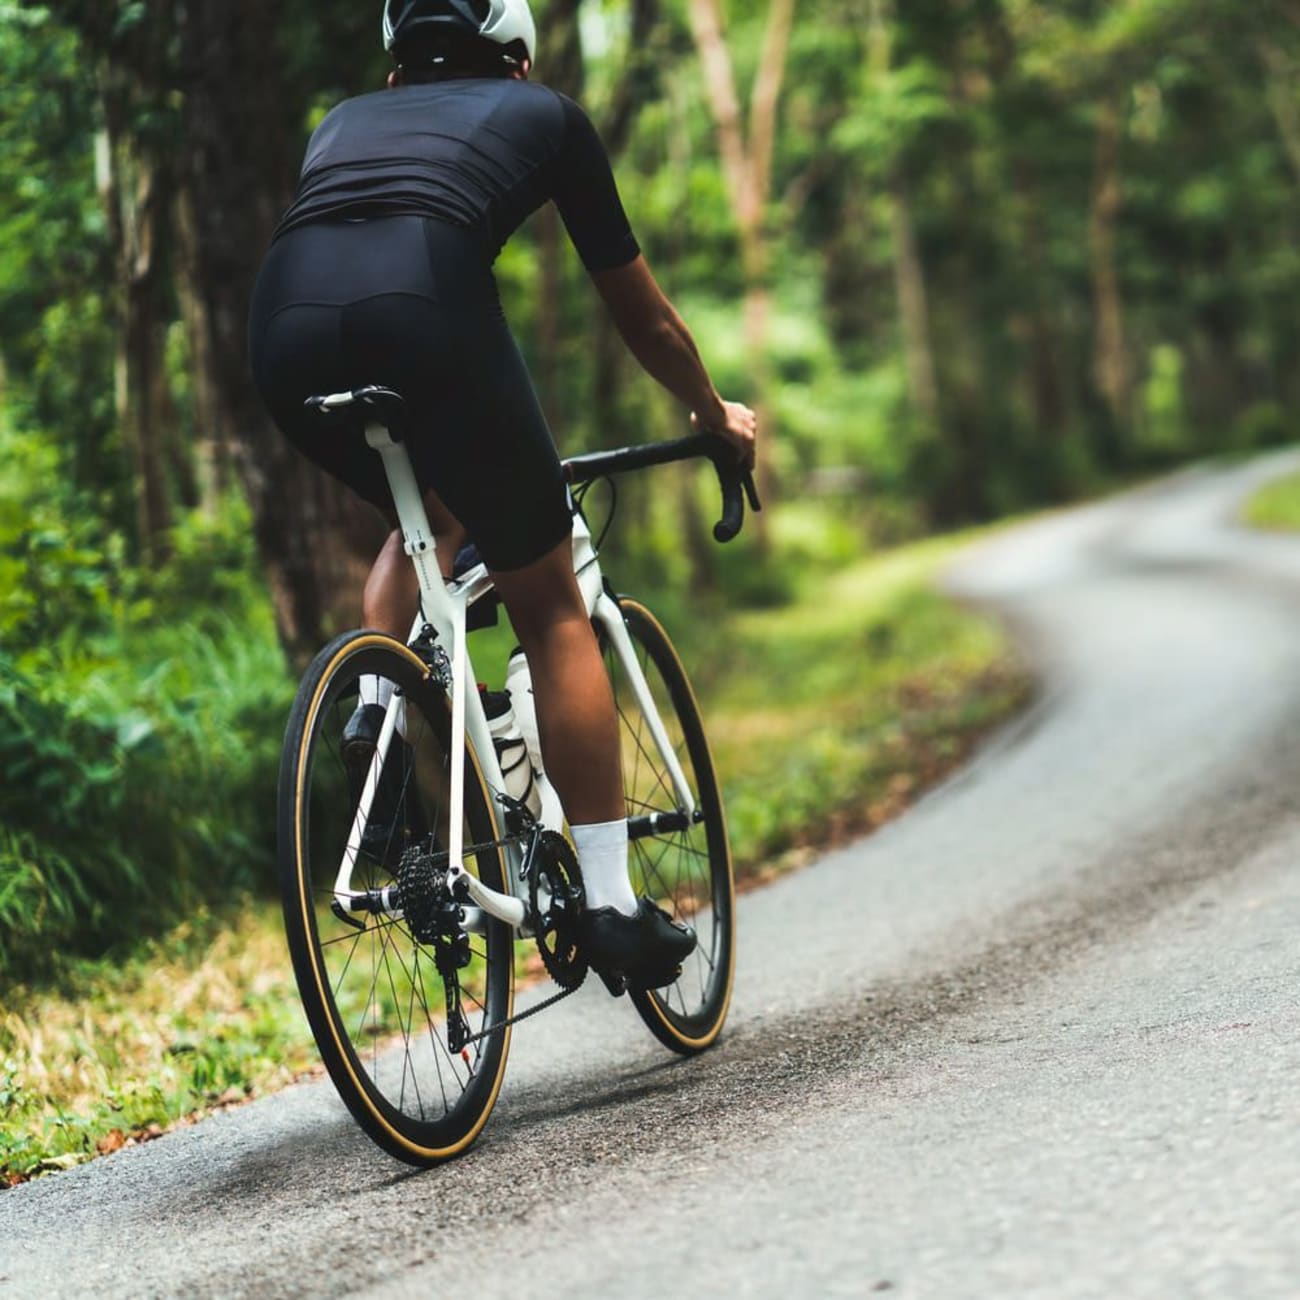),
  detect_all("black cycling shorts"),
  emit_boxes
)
[247,215,573,572]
